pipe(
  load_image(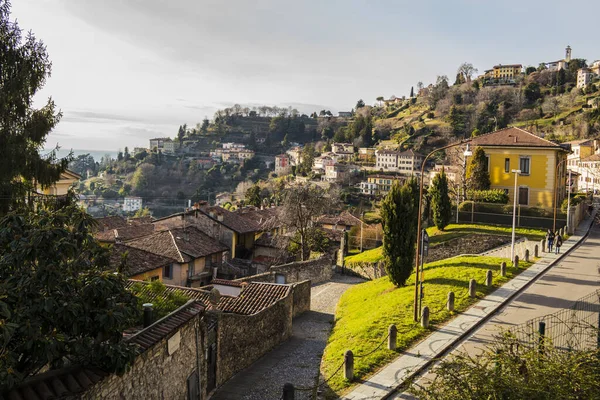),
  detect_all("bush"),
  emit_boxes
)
[467,189,509,204]
[561,194,585,212]
[427,112,435,119]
